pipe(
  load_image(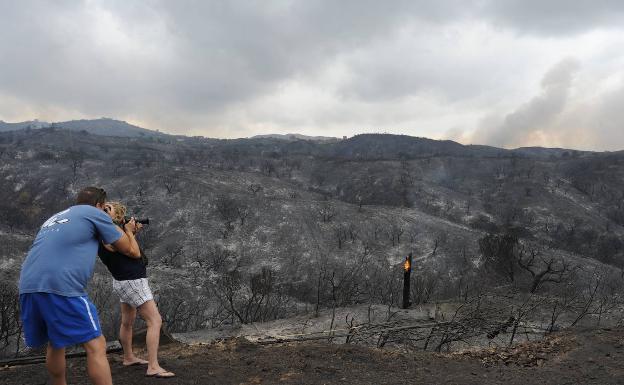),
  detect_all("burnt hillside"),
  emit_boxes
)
[1,127,622,267]
[1,126,623,359]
